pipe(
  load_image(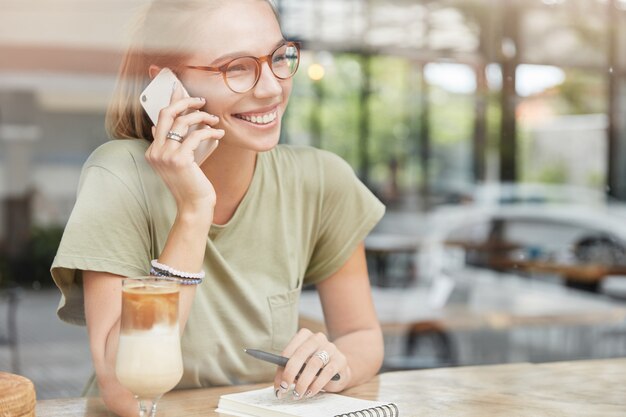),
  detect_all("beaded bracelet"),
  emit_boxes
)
[150,267,203,285]
[150,259,205,279]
